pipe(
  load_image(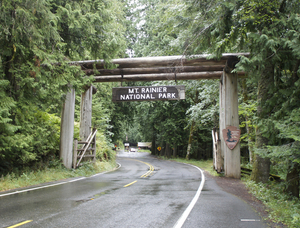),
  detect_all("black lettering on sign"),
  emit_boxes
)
[112,86,185,102]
